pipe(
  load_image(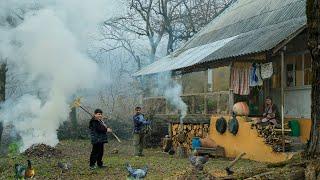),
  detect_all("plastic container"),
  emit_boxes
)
[192,137,201,149]
[288,120,300,137]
